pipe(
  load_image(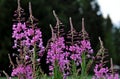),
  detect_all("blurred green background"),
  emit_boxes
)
[0,0,120,76]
